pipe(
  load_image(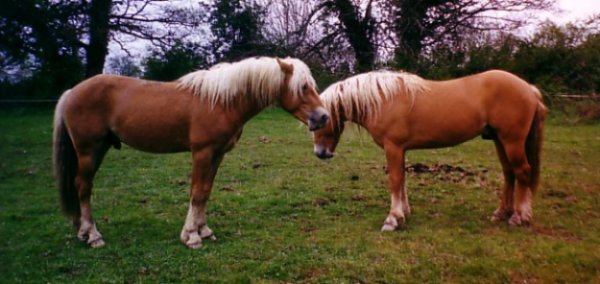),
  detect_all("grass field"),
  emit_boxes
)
[1,107,599,283]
